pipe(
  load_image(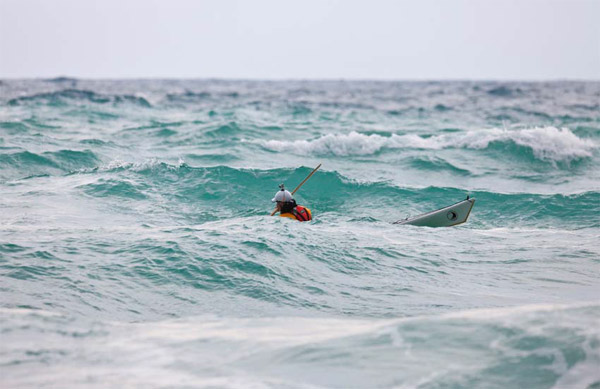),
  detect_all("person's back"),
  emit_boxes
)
[272,187,312,222]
